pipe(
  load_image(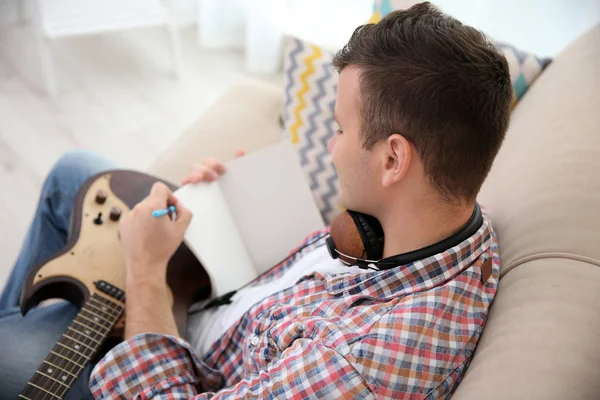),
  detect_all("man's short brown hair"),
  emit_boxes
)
[332,2,512,203]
